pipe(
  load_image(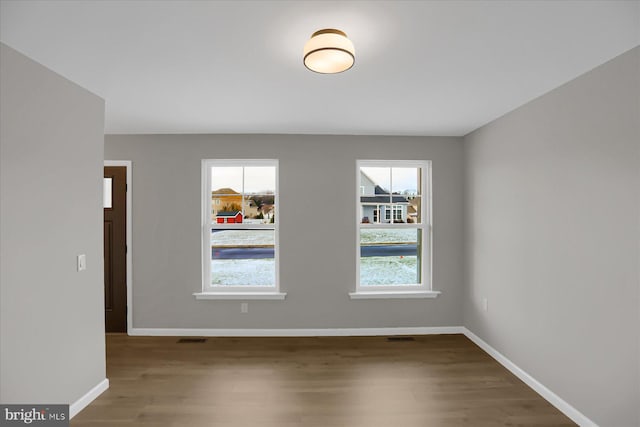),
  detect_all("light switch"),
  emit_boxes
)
[77,254,87,272]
